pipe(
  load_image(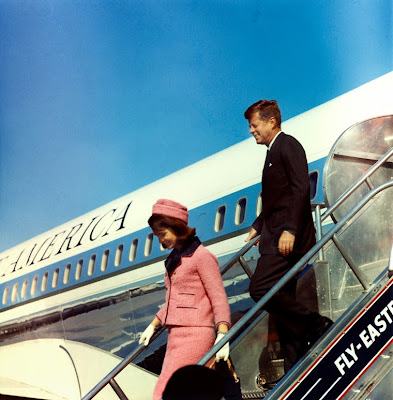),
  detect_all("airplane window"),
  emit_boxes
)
[129,239,138,262]
[2,286,9,305]
[41,272,49,292]
[309,170,319,200]
[64,263,71,284]
[256,192,262,216]
[21,279,28,300]
[214,205,226,232]
[88,255,96,276]
[31,276,38,296]
[145,233,154,257]
[101,250,109,272]
[52,268,59,288]
[235,197,247,225]
[75,259,84,280]
[11,282,19,303]
[115,244,124,267]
